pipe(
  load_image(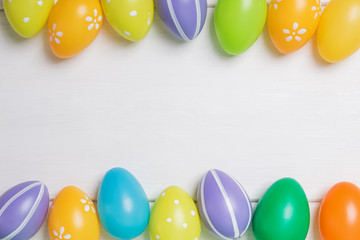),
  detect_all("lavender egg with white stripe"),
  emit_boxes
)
[0,181,49,240]
[197,169,252,240]
[155,0,207,40]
